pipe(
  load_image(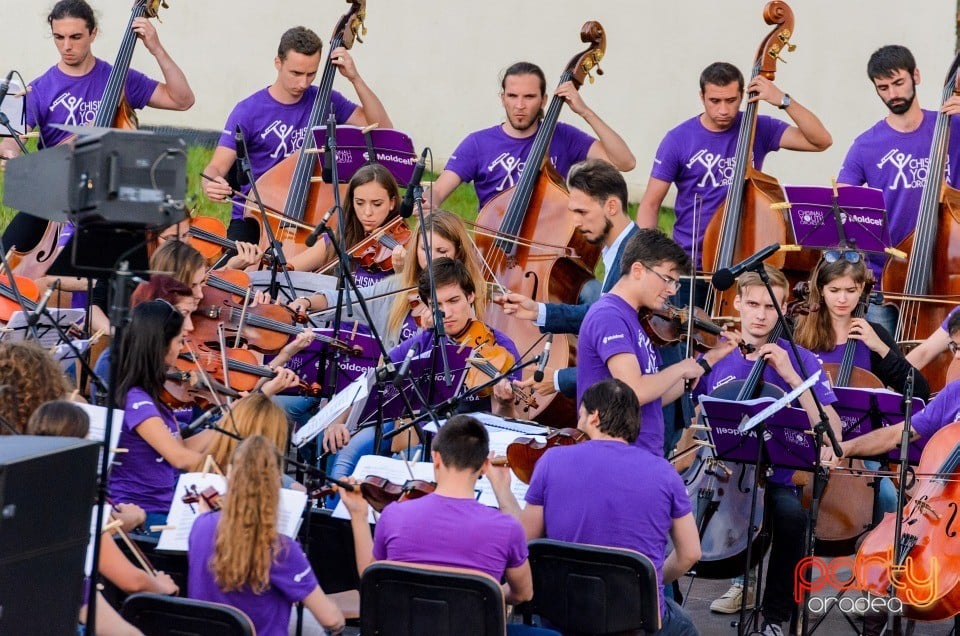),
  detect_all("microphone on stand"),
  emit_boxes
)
[321,115,336,184]
[304,205,338,248]
[26,284,57,327]
[711,243,781,291]
[533,333,553,383]
[182,405,224,436]
[393,343,420,387]
[399,148,429,218]
[0,70,14,107]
